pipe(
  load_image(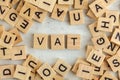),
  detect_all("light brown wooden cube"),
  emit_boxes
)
[35,73,43,80]
[102,61,111,71]
[33,34,48,49]
[100,71,118,80]
[106,10,119,26]
[87,49,105,67]
[58,0,73,5]
[52,74,64,80]
[111,28,120,45]
[51,4,69,21]
[0,31,16,49]
[53,59,71,77]
[88,22,103,37]
[97,17,113,32]
[86,45,94,58]
[107,54,120,72]
[50,34,65,50]
[69,10,84,25]
[14,65,31,80]
[92,65,104,75]
[33,8,47,23]
[0,65,15,79]
[11,46,26,60]
[87,9,97,20]
[0,25,4,37]
[76,64,93,80]
[74,0,88,9]
[23,54,42,73]
[0,5,9,20]
[19,2,37,20]
[9,28,23,45]
[37,63,56,80]
[15,17,33,34]
[28,72,35,80]
[4,8,20,27]
[91,34,110,49]
[89,0,106,17]
[67,34,80,50]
